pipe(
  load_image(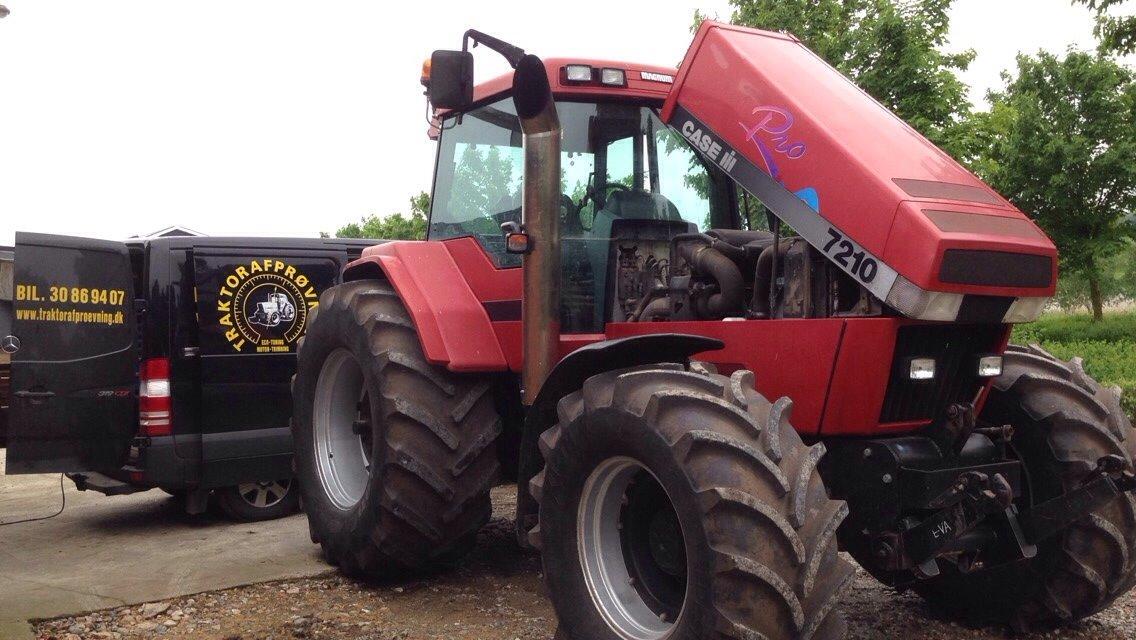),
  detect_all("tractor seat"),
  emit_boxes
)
[600,190,683,222]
